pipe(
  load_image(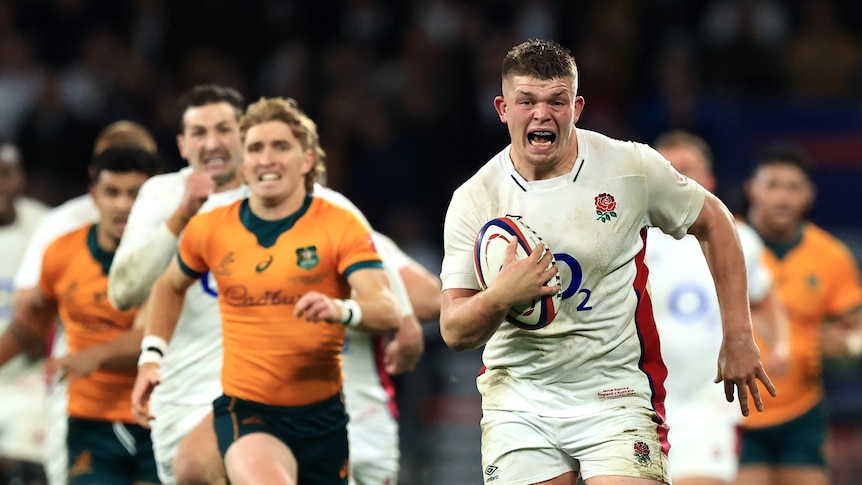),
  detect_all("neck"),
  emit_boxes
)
[95,226,120,253]
[748,212,802,244]
[249,190,307,221]
[214,177,242,194]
